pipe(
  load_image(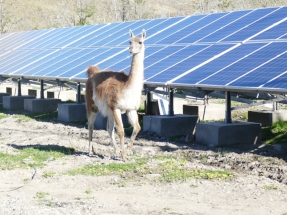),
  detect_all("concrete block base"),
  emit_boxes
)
[248,110,287,127]
[24,98,61,113]
[143,114,198,137]
[196,122,261,147]
[3,96,36,110]
[183,104,225,121]
[0,93,10,103]
[58,103,87,122]
[57,103,130,129]
[93,113,130,130]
